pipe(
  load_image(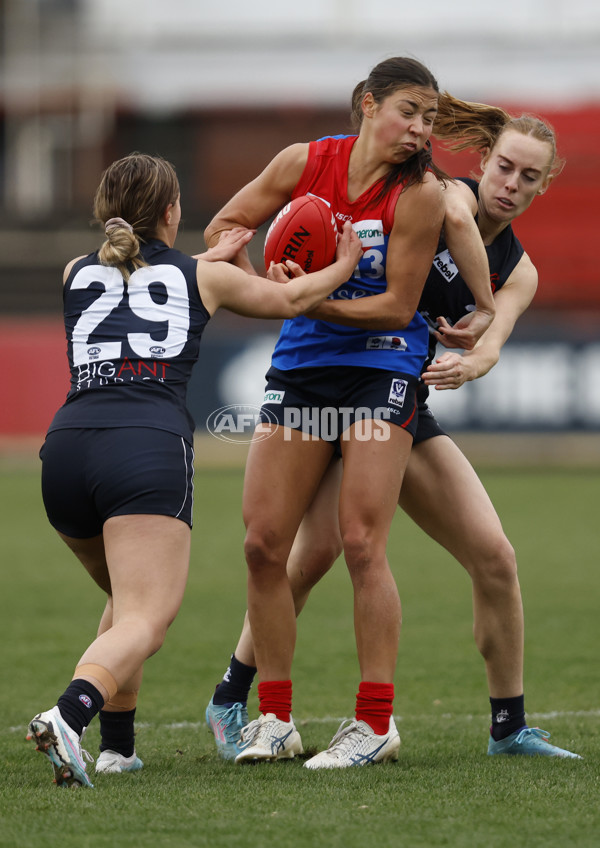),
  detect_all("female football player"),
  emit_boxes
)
[206,96,581,764]
[26,151,362,787]
[202,57,496,768]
